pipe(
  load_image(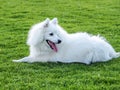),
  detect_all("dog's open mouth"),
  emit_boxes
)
[46,40,58,52]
